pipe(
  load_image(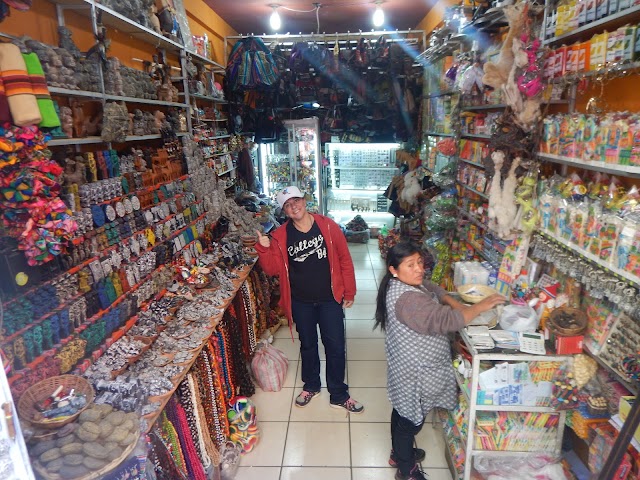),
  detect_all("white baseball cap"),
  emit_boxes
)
[276,186,304,208]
